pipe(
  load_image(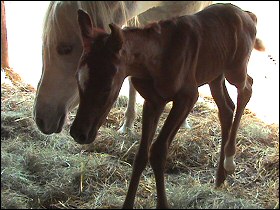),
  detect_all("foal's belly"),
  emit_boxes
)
[195,66,225,87]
